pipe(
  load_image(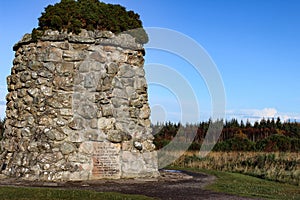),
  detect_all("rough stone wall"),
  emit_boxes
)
[0,30,158,181]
